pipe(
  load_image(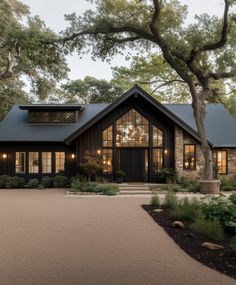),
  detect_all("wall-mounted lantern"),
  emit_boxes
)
[71,154,75,159]
[2,154,7,159]
[164,149,168,155]
[97,149,101,155]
